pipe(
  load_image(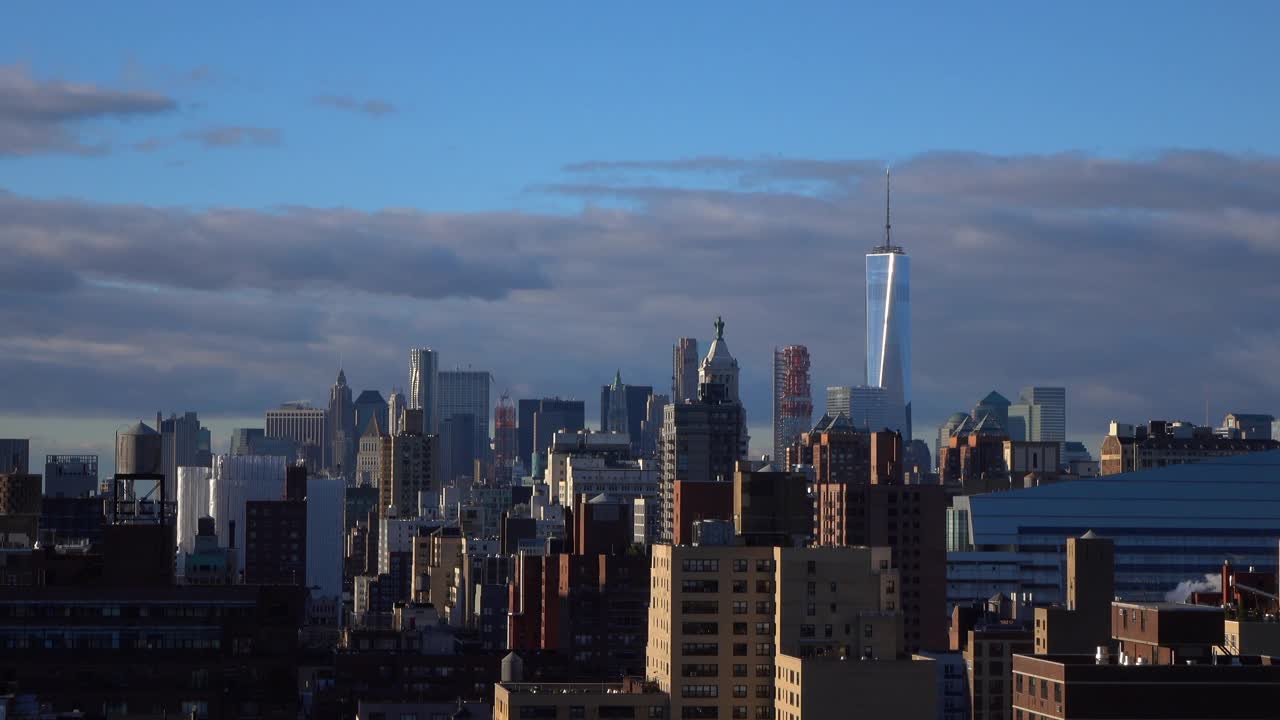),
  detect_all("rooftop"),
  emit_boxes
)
[498,681,662,696]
